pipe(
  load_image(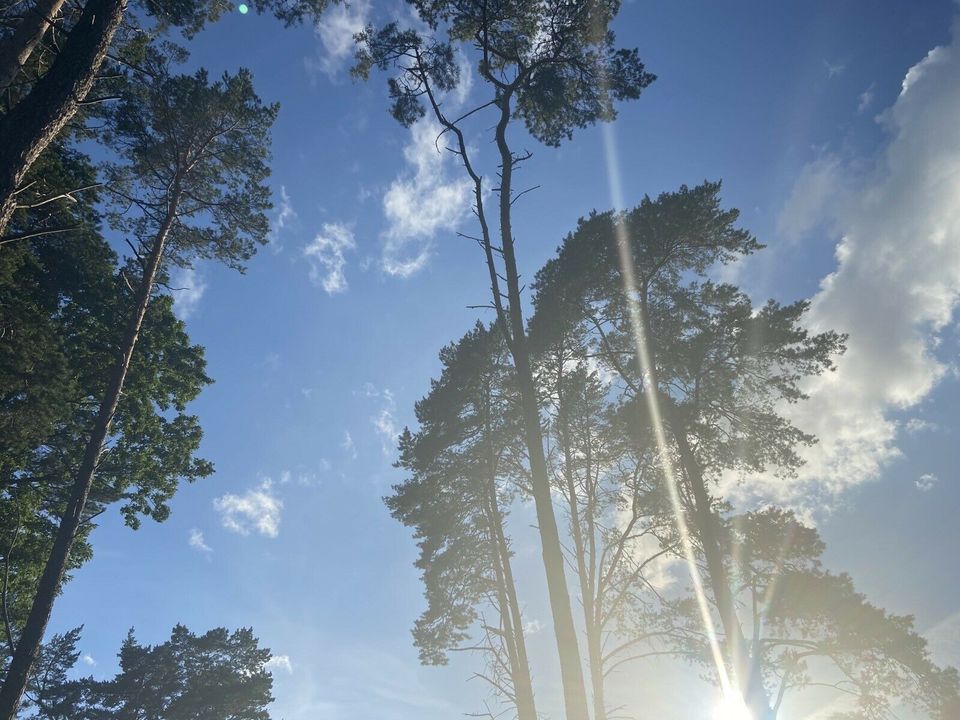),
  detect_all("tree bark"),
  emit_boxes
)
[0,0,69,93]
[0,0,127,235]
[0,195,177,720]
[493,96,591,720]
